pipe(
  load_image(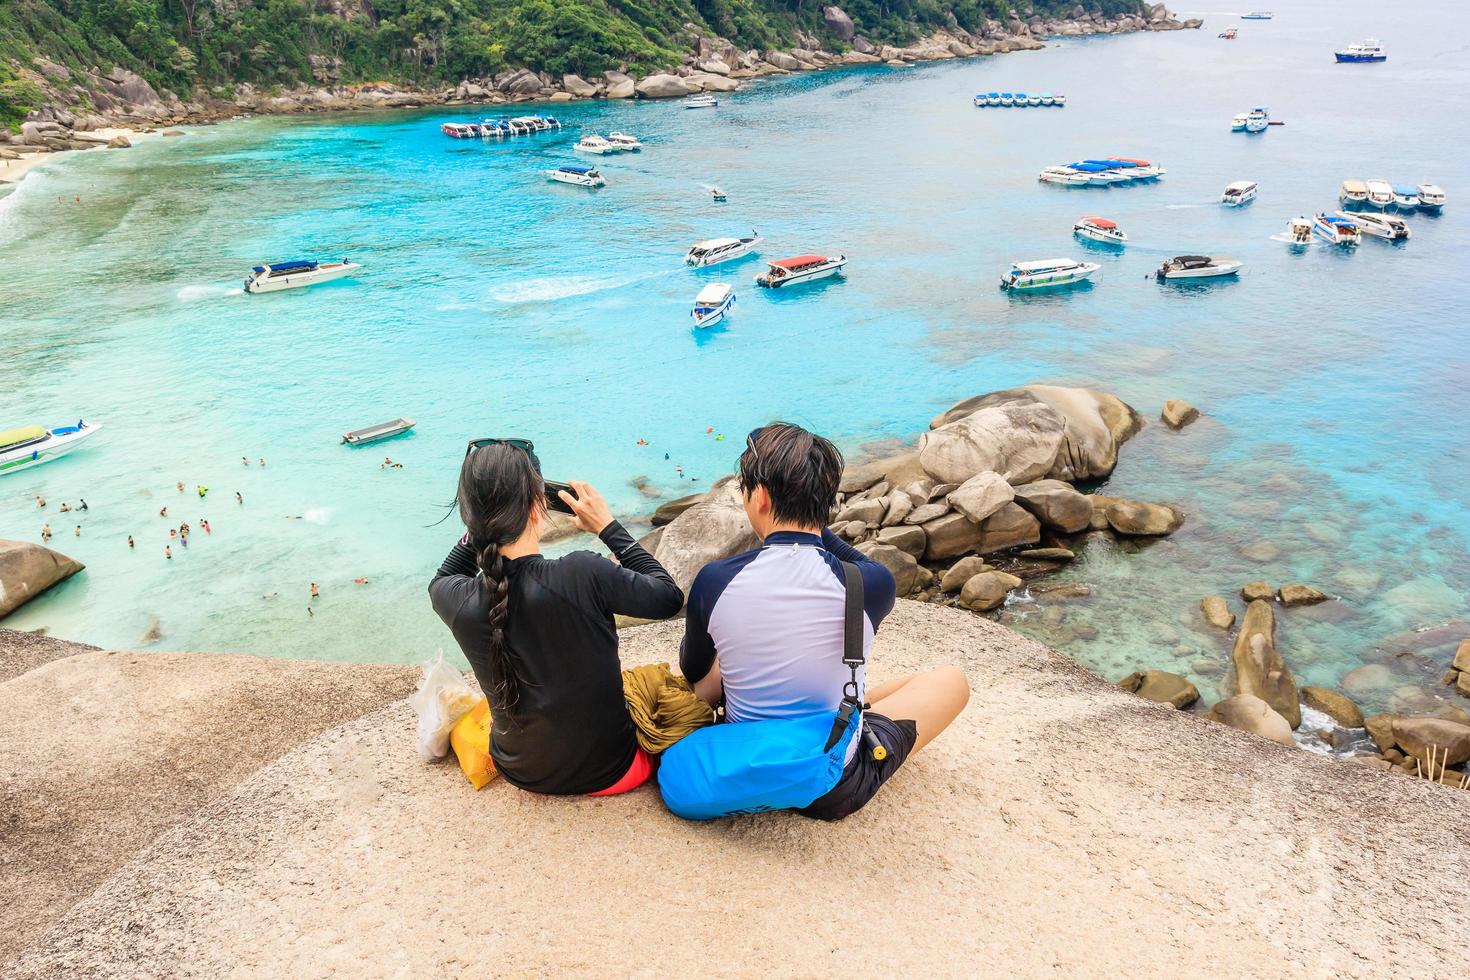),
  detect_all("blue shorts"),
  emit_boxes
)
[797,712,918,822]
